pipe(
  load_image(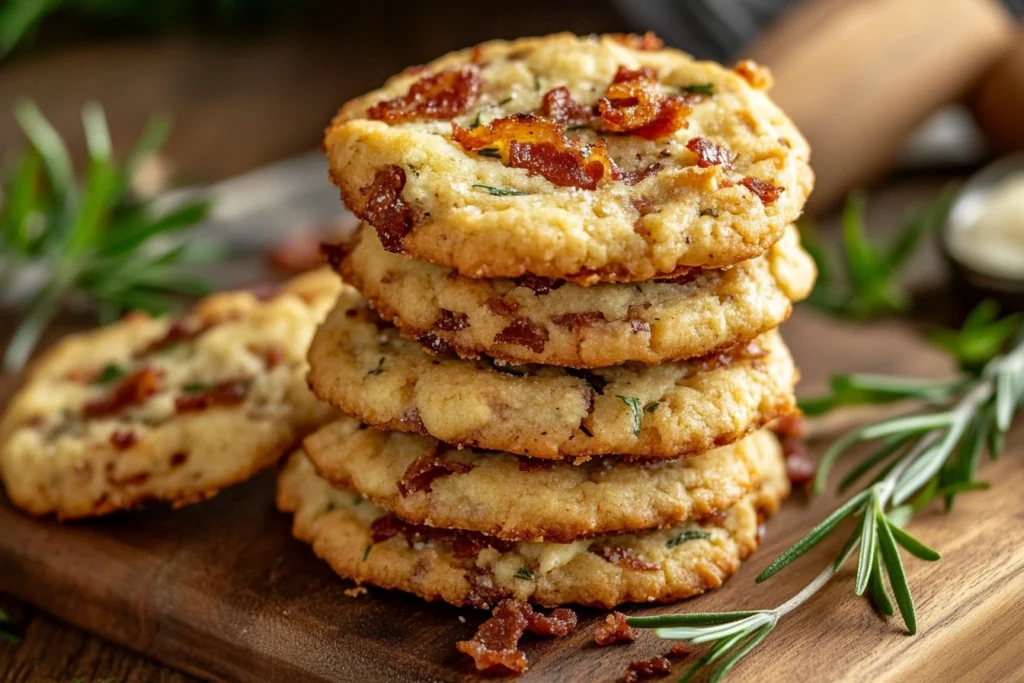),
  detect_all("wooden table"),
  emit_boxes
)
[2,173,1021,682]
